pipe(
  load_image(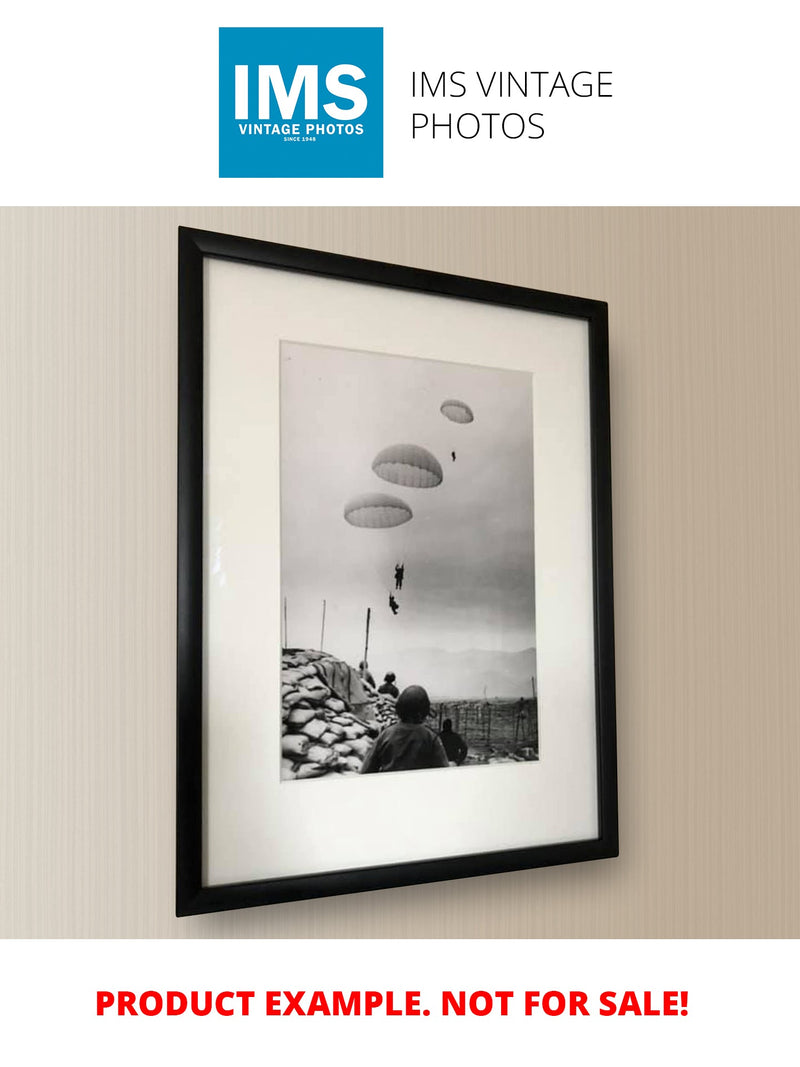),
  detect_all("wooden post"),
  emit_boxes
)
[363,606,371,667]
[320,599,326,651]
[514,699,527,745]
[531,675,537,741]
